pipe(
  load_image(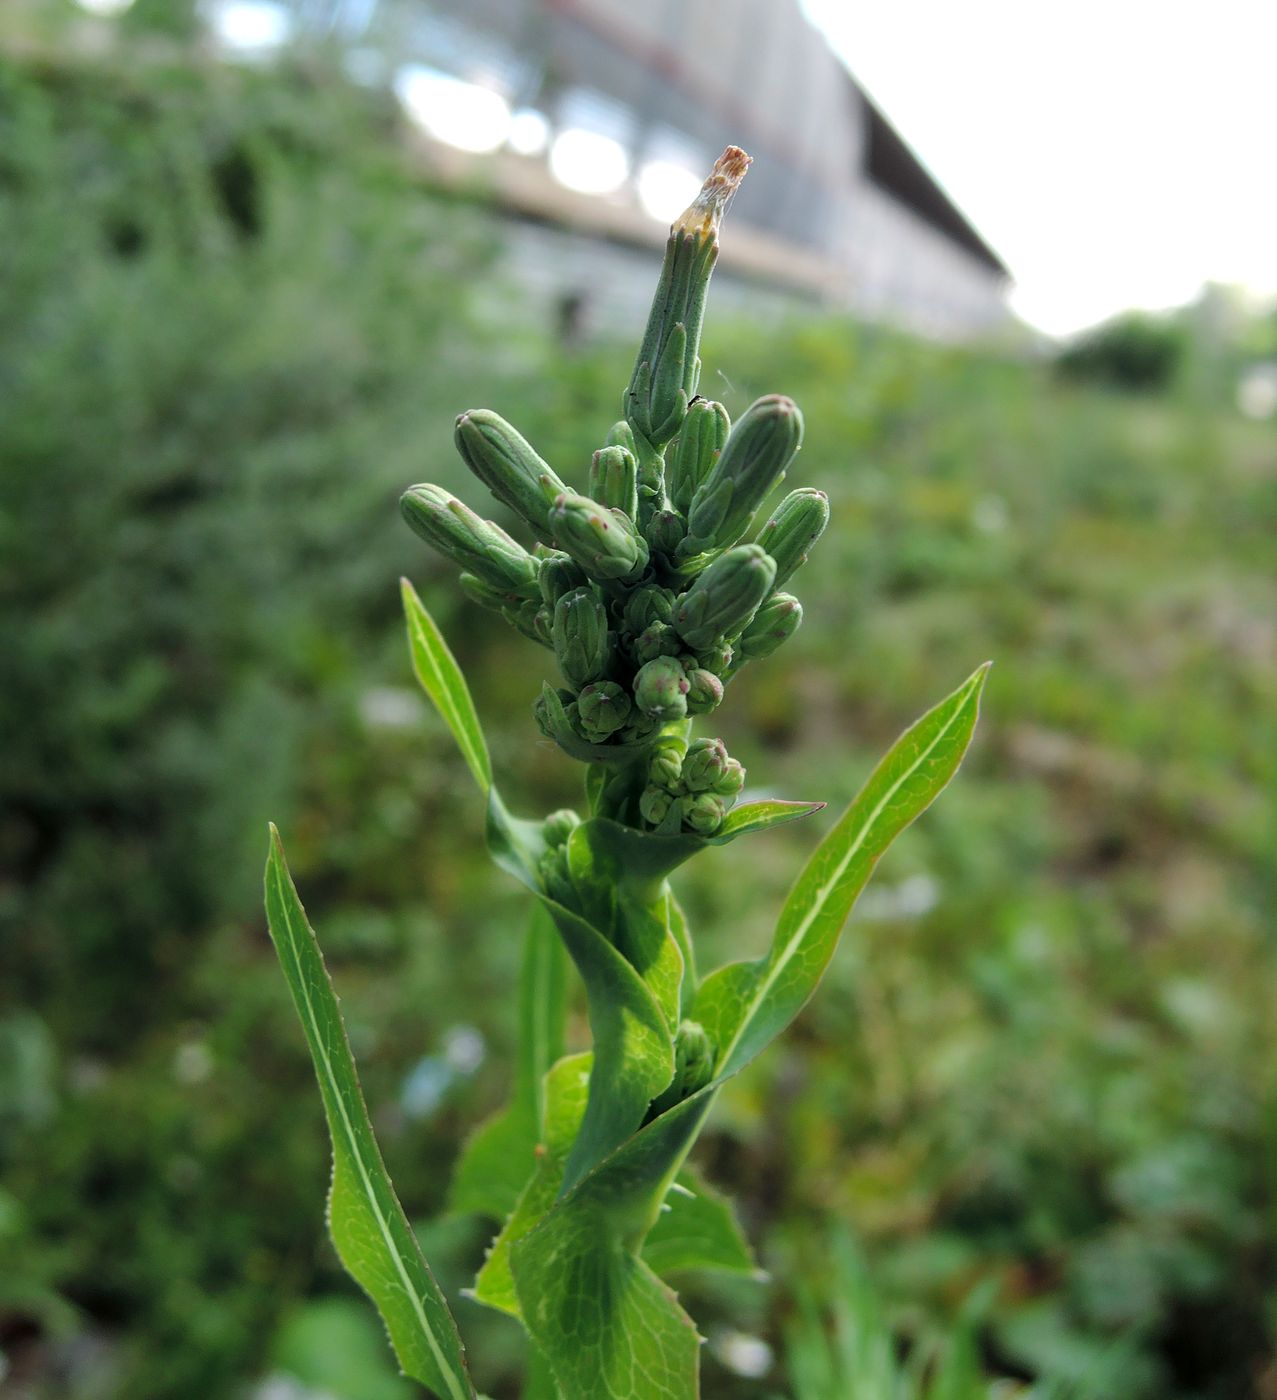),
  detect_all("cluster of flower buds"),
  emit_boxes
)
[401,148,830,839]
[638,735,745,836]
